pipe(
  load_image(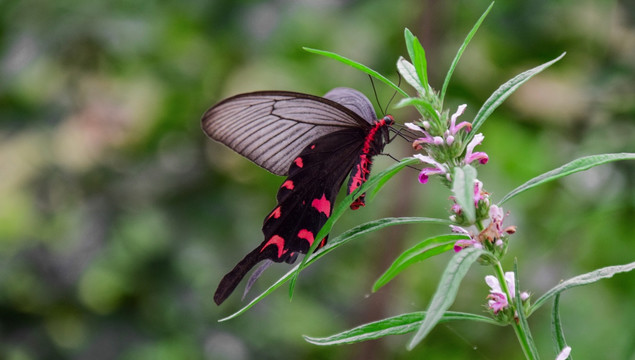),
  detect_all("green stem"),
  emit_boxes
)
[475,219,485,232]
[493,262,536,360]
